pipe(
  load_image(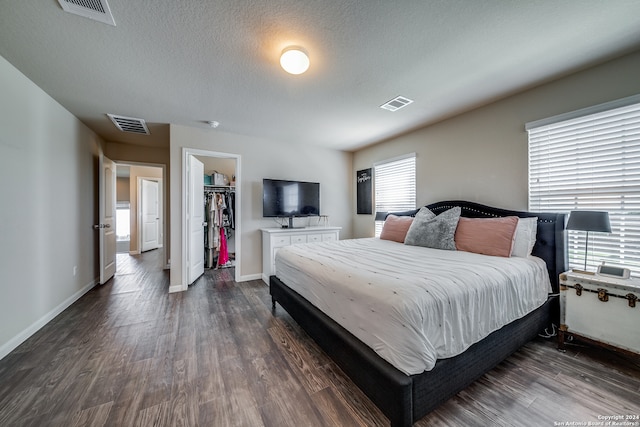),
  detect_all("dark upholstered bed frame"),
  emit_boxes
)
[270,200,567,426]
